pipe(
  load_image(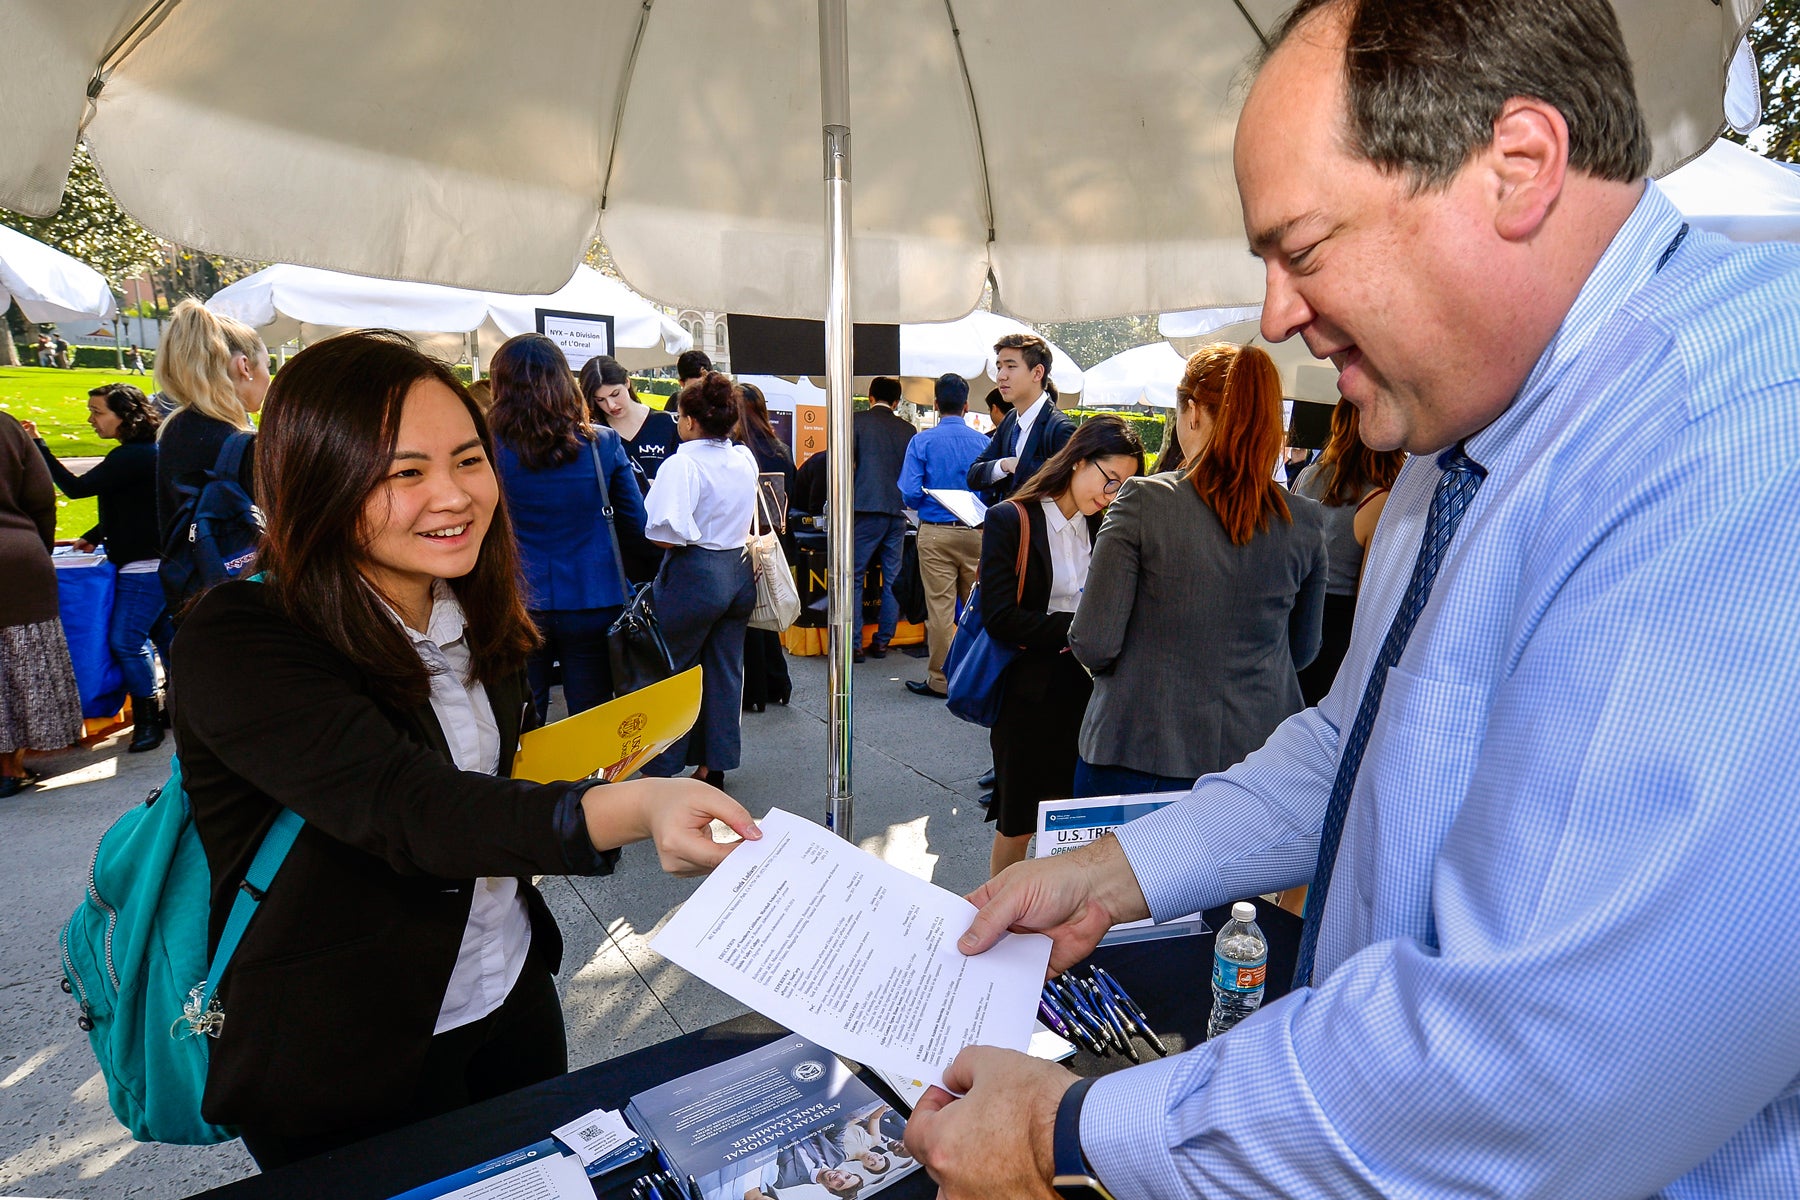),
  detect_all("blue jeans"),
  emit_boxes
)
[526,607,623,723]
[853,513,907,645]
[1072,758,1196,798]
[110,571,174,699]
